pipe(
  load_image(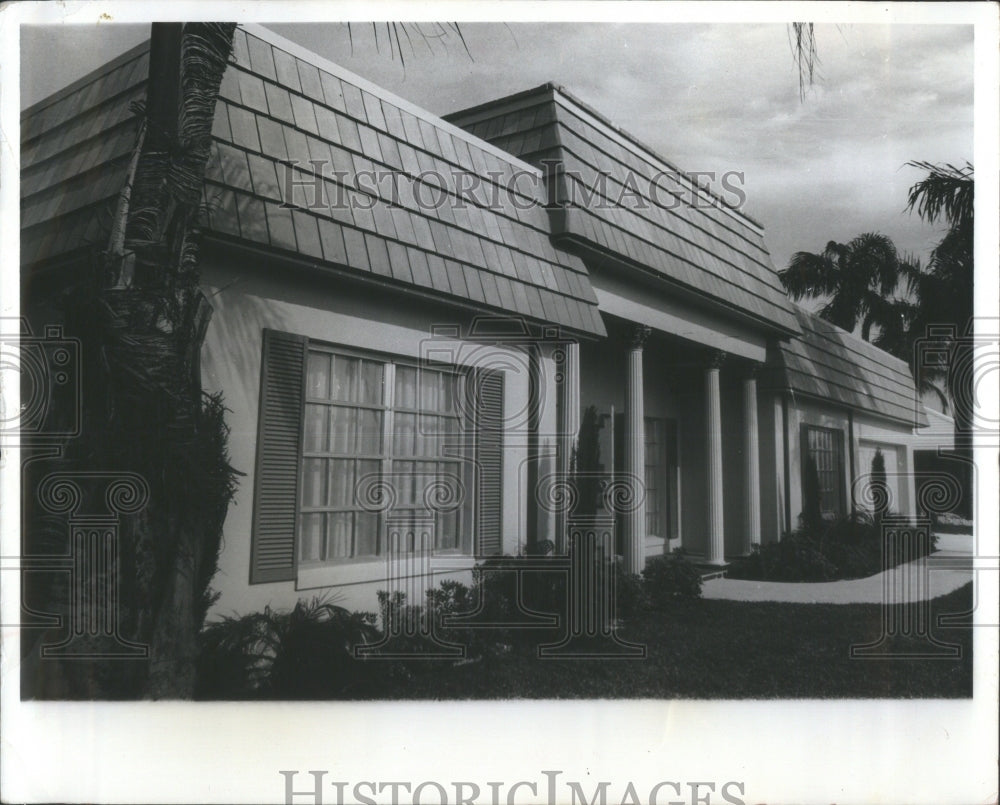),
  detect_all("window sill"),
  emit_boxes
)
[296,554,477,591]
